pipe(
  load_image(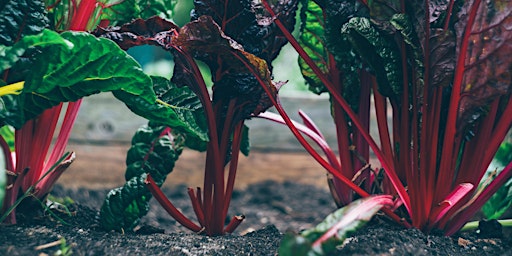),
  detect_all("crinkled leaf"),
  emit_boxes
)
[92,16,181,50]
[297,0,329,94]
[0,31,157,128]
[318,0,367,63]
[428,28,456,88]
[92,17,209,143]
[407,0,455,53]
[279,195,393,256]
[114,76,209,146]
[100,0,176,26]
[341,17,402,102]
[455,1,512,127]
[0,29,73,72]
[191,0,298,65]
[302,0,362,110]
[0,0,48,46]
[173,15,279,119]
[100,123,183,231]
